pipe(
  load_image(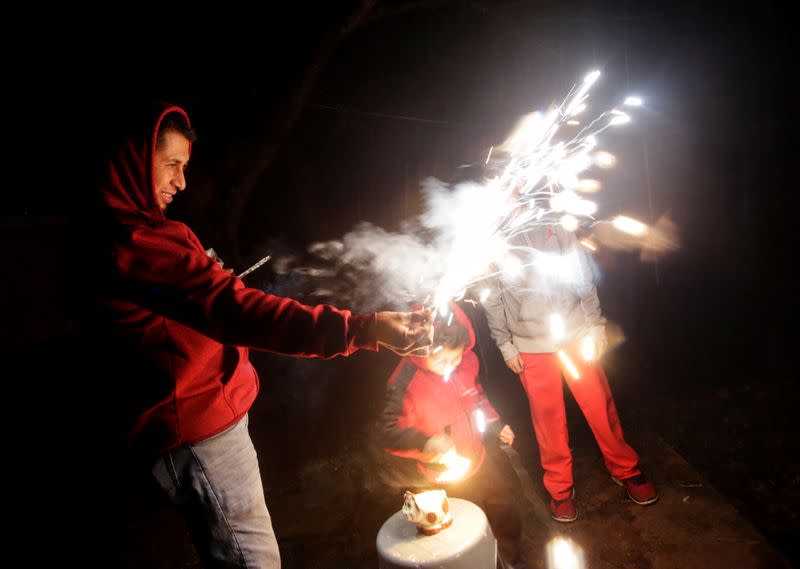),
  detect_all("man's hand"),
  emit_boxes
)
[376,308,434,356]
[505,353,524,374]
[499,424,515,446]
[422,432,456,463]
